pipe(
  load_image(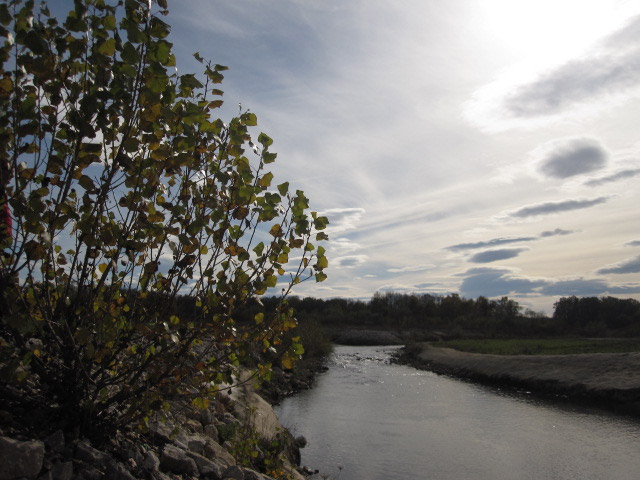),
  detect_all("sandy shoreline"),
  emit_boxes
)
[397,343,640,415]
